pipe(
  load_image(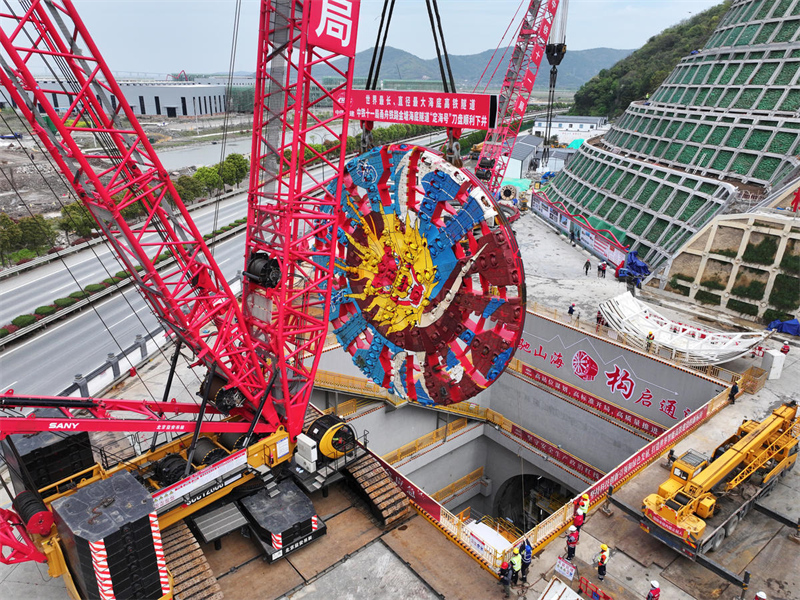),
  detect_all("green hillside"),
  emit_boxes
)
[570,1,730,117]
